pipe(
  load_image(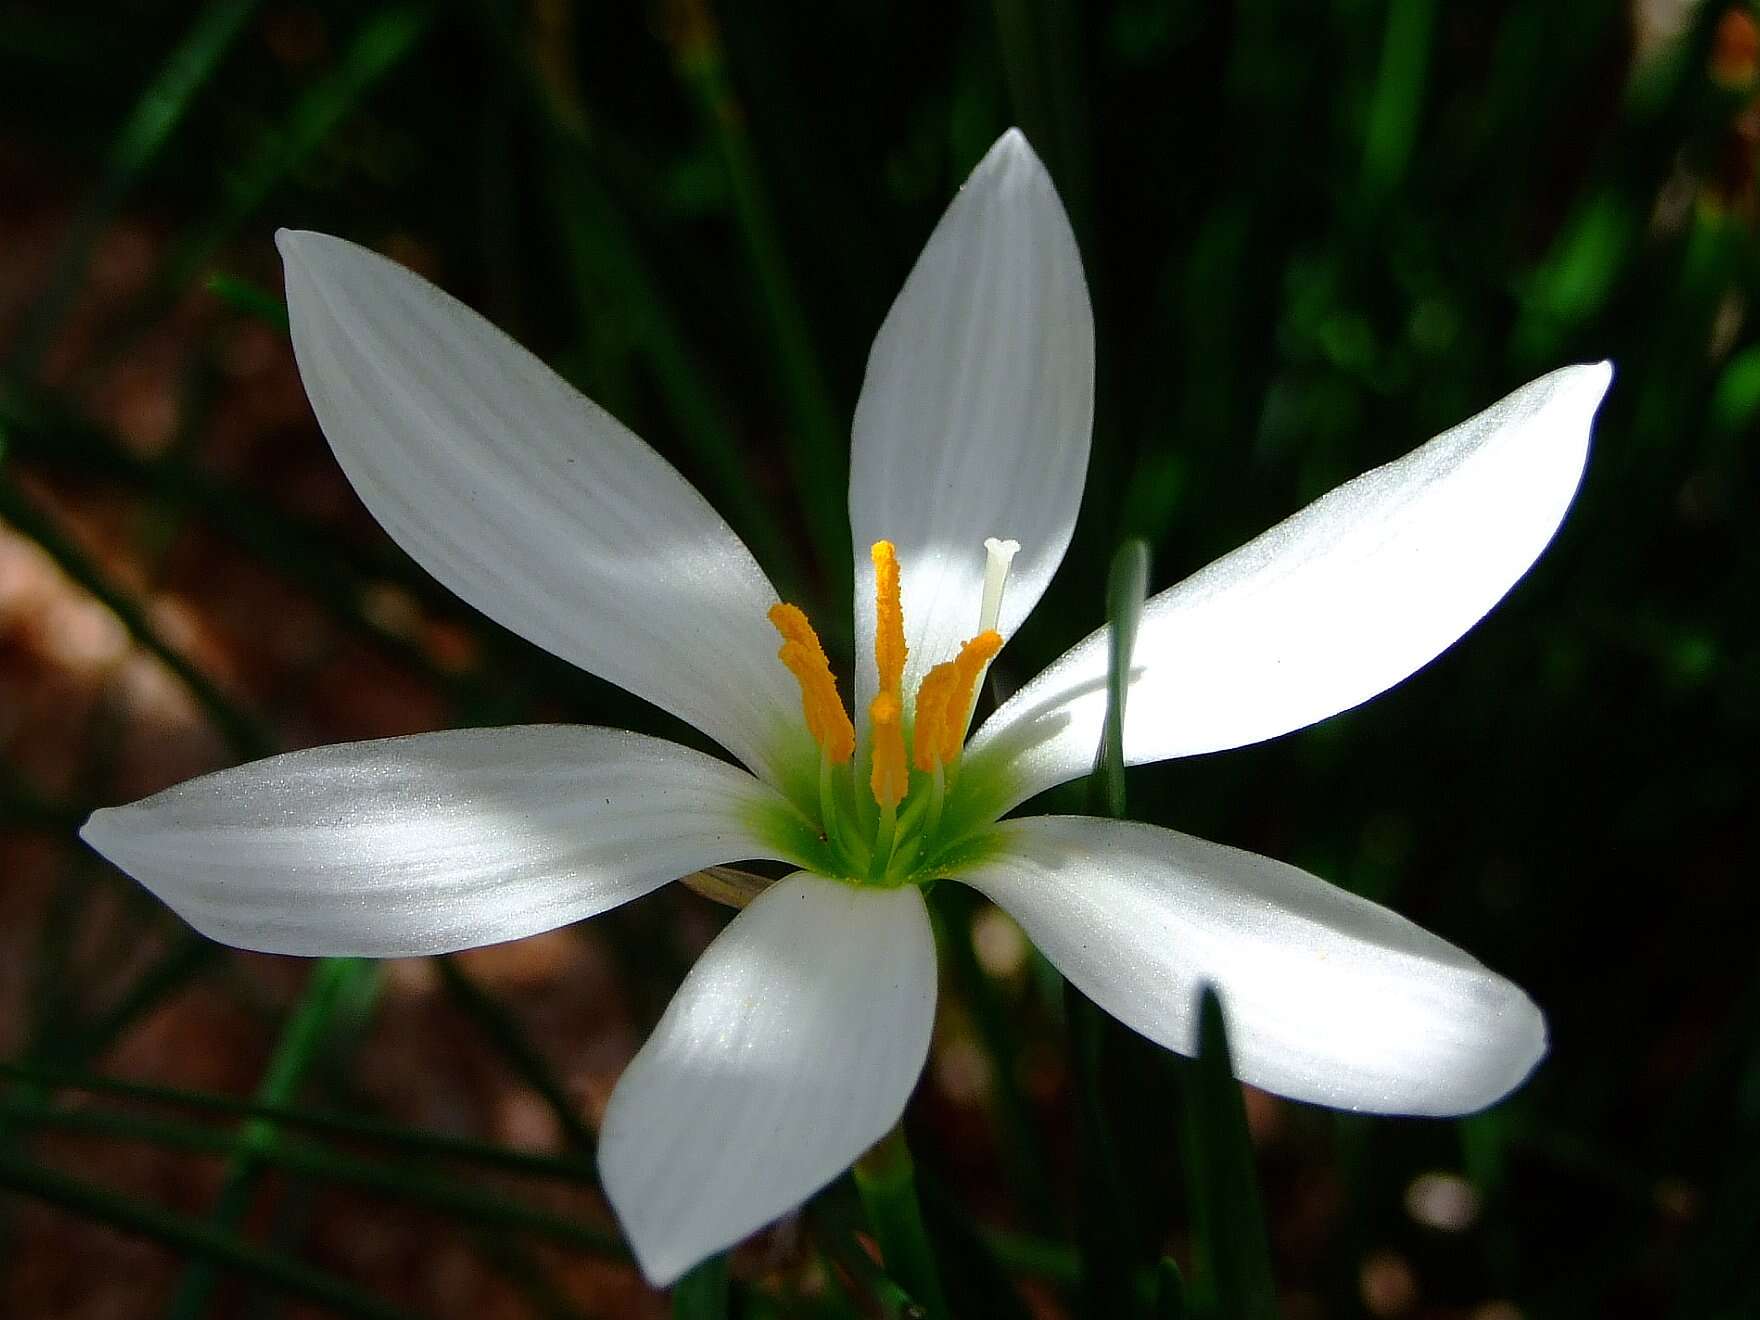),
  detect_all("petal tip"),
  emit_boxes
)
[1452,986,1549,1116]
[1573,358,1615,403]
[273,227,306,261]
[77,802,139,863]
[1539,360,1614,422]
[616,1221,696,1290]
[76,805,111,852]
[598,1131,728,1289]
[978,125,1047,182]
[275,228,352,277]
